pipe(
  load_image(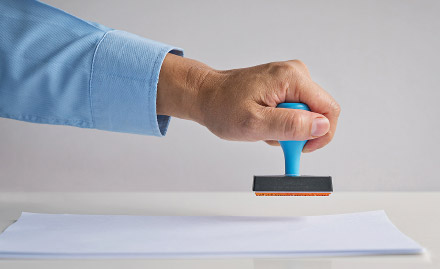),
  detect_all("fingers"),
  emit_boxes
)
[264,140,280,146]
[301,81,340,152]
[284,61,341,152]
[258,107,330,141]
